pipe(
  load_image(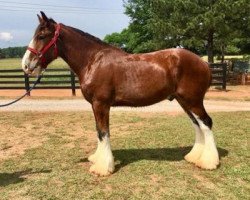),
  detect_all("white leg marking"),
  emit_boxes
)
[185,123,205,163]
[88,138,101,163]
[89,135,114,176]
[194,115,219,170]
